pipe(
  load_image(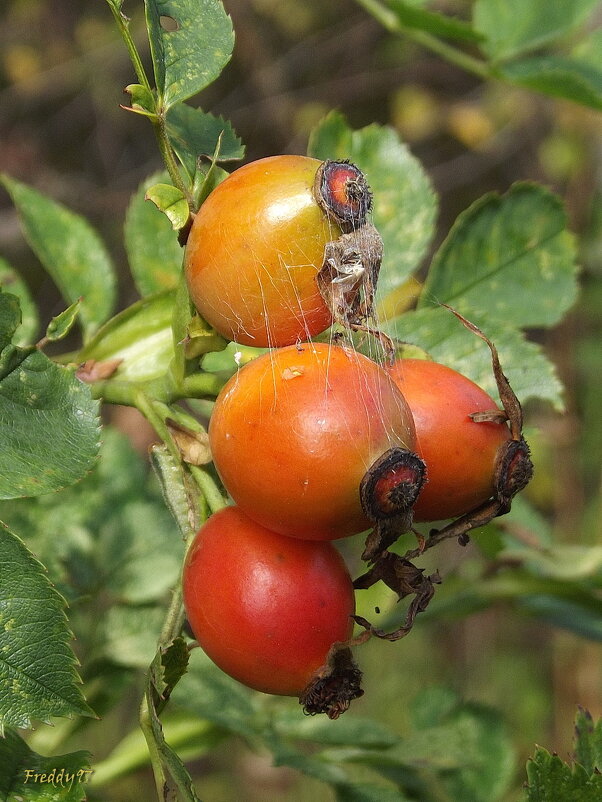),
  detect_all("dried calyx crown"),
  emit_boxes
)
[315,160,373,230]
